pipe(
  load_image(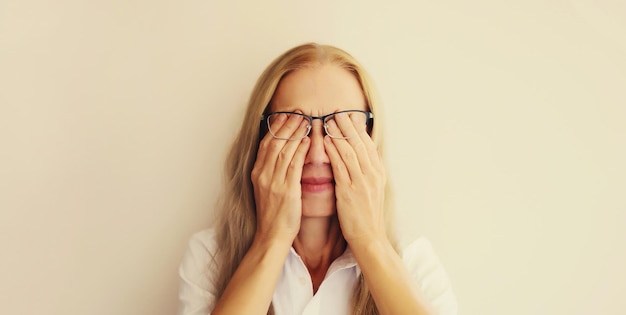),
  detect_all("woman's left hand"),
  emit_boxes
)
[323,112,388,246]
